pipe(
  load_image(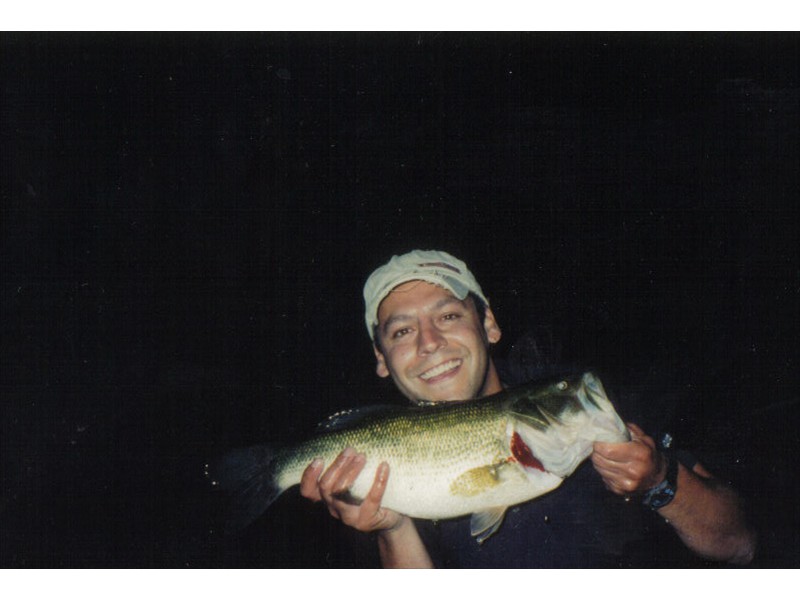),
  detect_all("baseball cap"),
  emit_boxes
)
[363,249,489,340]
